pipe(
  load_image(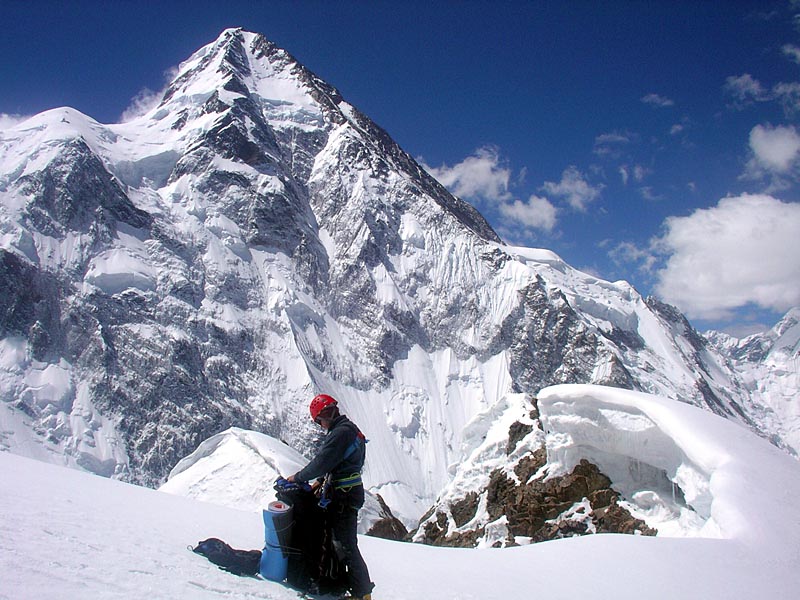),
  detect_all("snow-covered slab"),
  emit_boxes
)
[83,248,158,294]
[159,427,393,534]
[539,384,800,546]
[159,427,306,512]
